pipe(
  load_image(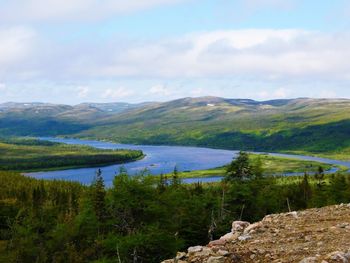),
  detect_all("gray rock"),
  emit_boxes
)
[176,252,186,260]
[188,246,203,254]
[206,256,226,263]
[231,221,250,233]
[244,222,263,235]
[299,257,318,263]
[238,234,252,241]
